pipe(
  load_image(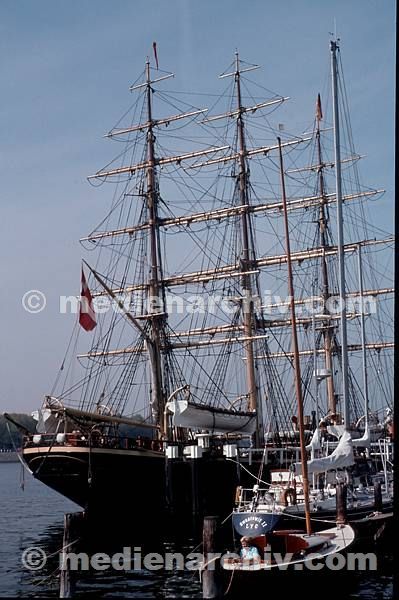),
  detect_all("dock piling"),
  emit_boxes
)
[336,483,347,525]
[373,481,382,512]
[202,516,221,599]
[59,511,84,598]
